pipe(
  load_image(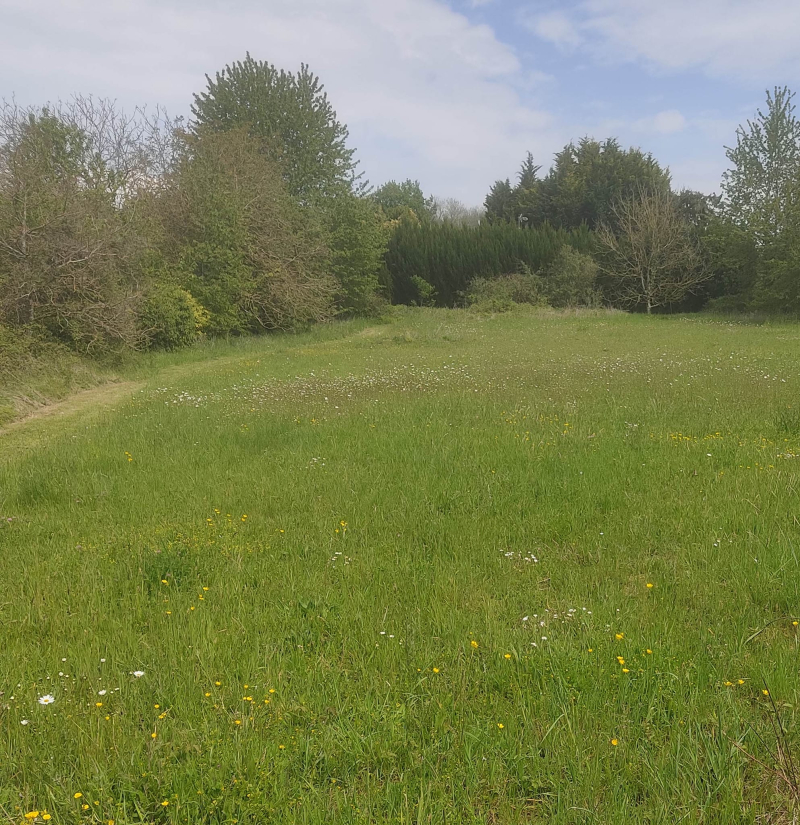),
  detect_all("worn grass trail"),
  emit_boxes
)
[1,308,799,824]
